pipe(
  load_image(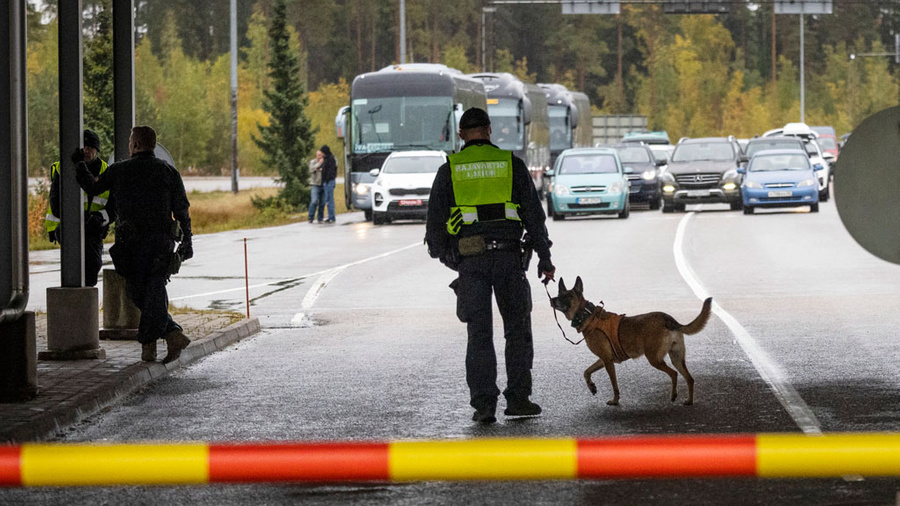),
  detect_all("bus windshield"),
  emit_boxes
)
[487,98,524,151]
[352,96,454,154]
[548,105,571,151]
